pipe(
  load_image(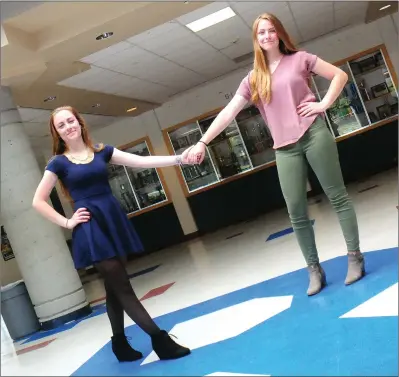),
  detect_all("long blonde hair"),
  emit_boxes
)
[250,13,298,104]
[48,106,104,201]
